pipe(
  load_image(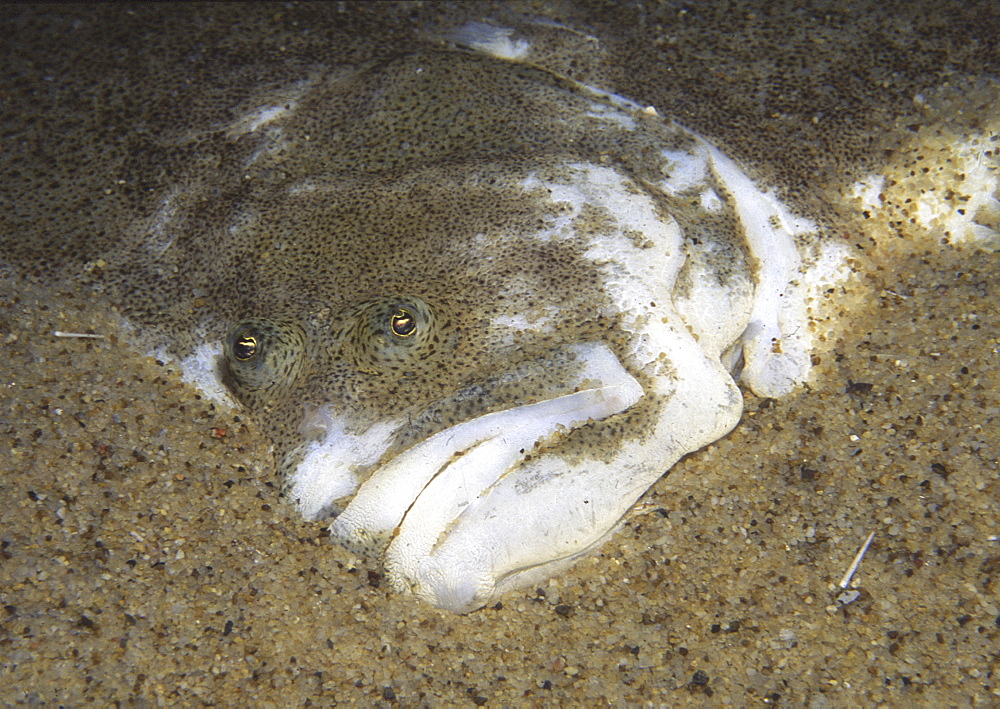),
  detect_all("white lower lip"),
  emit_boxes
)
[289,416,404,521]
[328,341,643,552]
